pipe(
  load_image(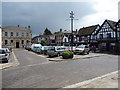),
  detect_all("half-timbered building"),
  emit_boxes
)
[78,24,100,47]
[97,19,117,51]
[116,19,120,41]
[115,19,120,52]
